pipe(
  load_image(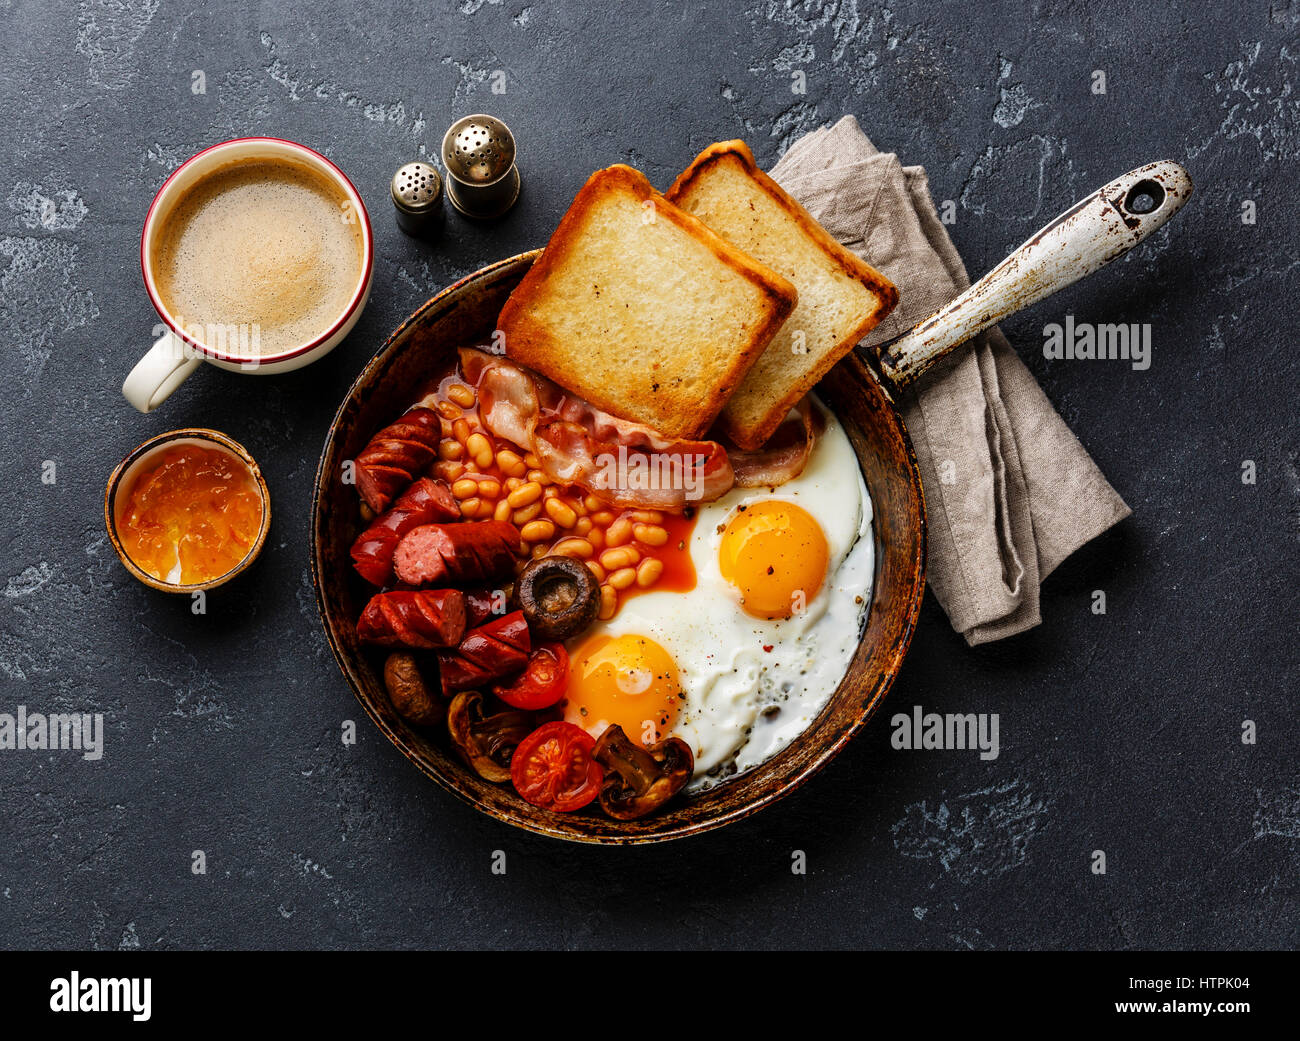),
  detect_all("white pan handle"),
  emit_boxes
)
[878,159,1193,388]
